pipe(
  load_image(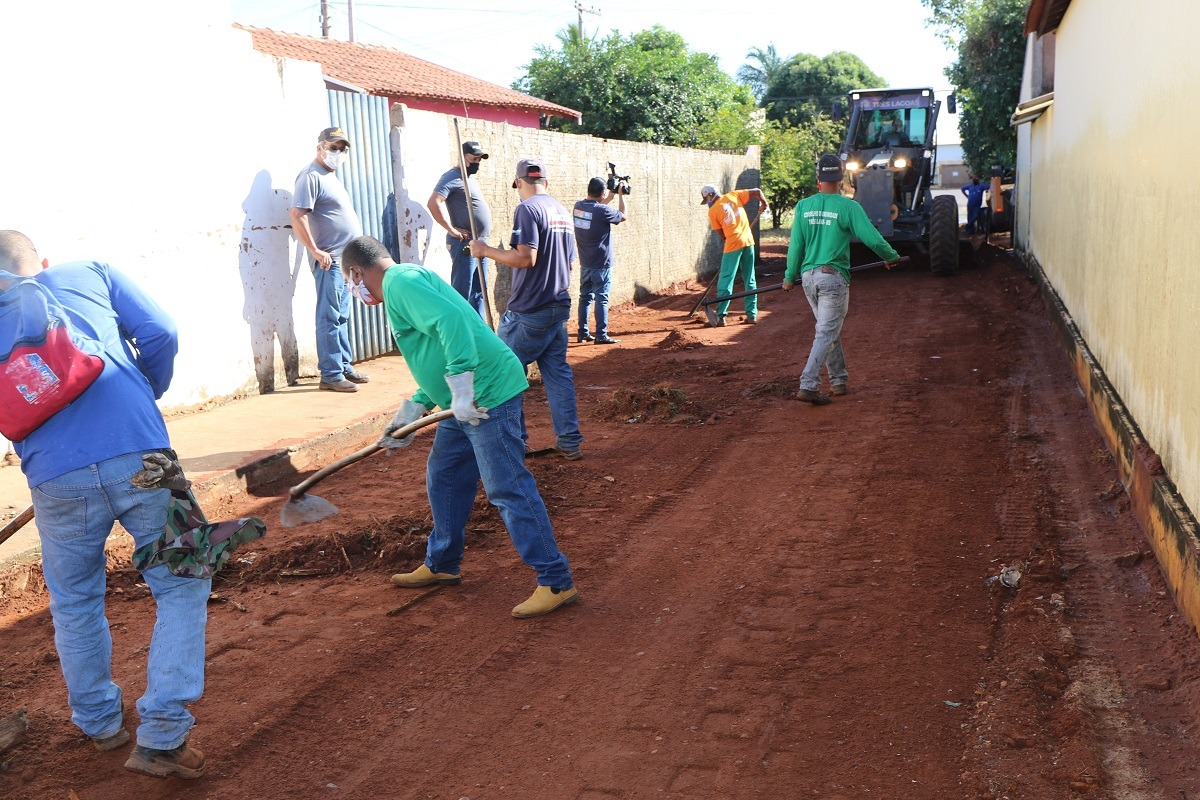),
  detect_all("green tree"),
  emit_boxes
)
[515,25,753,146]
[923,0,1025,172]
[763,52,886,126]
[760,117,843,228]
[736,43,785,102]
